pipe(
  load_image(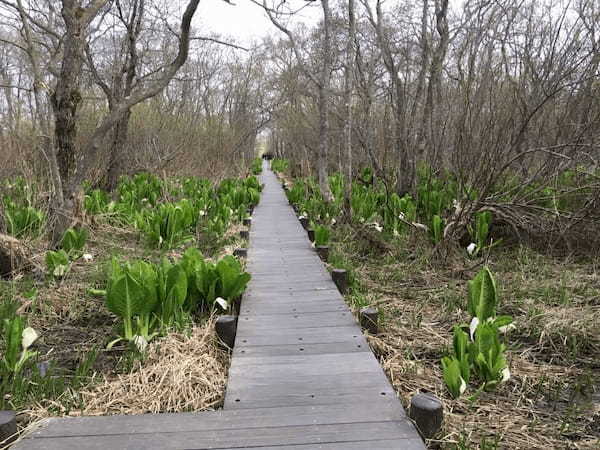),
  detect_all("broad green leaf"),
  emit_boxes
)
[492,315,513,329]
[467,267,497,321]
[106,273,145,330]
[166,265,188,307]
[452,326,471,383]
[442,356,466,398]
[3,316,24,371]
